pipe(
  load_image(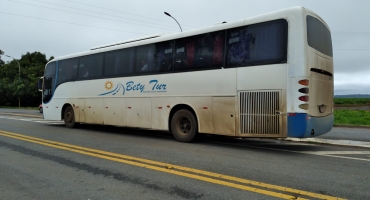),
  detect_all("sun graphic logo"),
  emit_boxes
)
[104,81,113,90]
